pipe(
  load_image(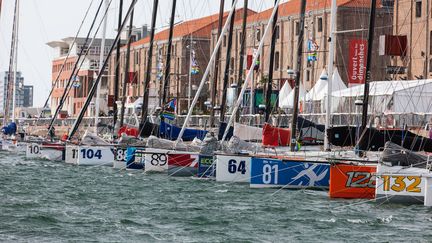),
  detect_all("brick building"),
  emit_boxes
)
[47,37,116,117]
[211,0,394,111]
[109,9,255,115]
[391,0,432,79]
